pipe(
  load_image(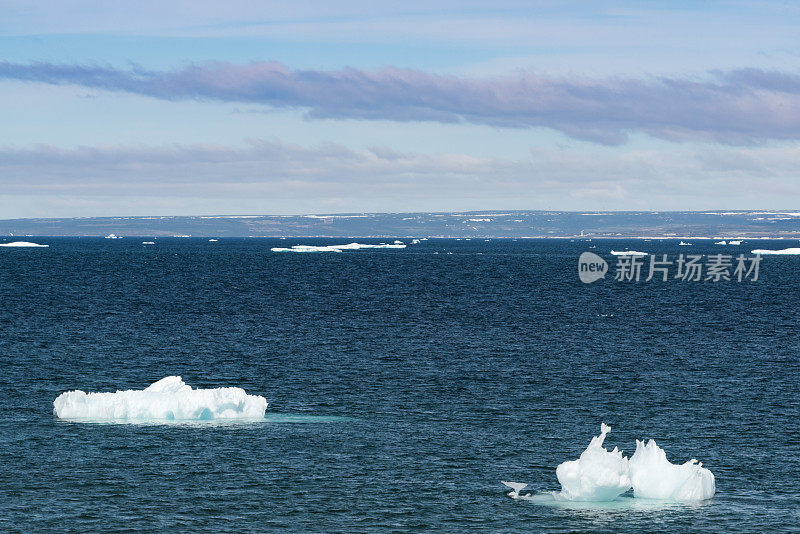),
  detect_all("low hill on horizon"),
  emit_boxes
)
[2,211,800,239]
